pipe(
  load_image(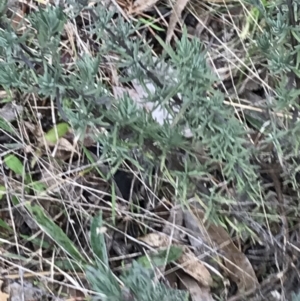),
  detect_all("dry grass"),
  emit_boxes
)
[0,0,299,300]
